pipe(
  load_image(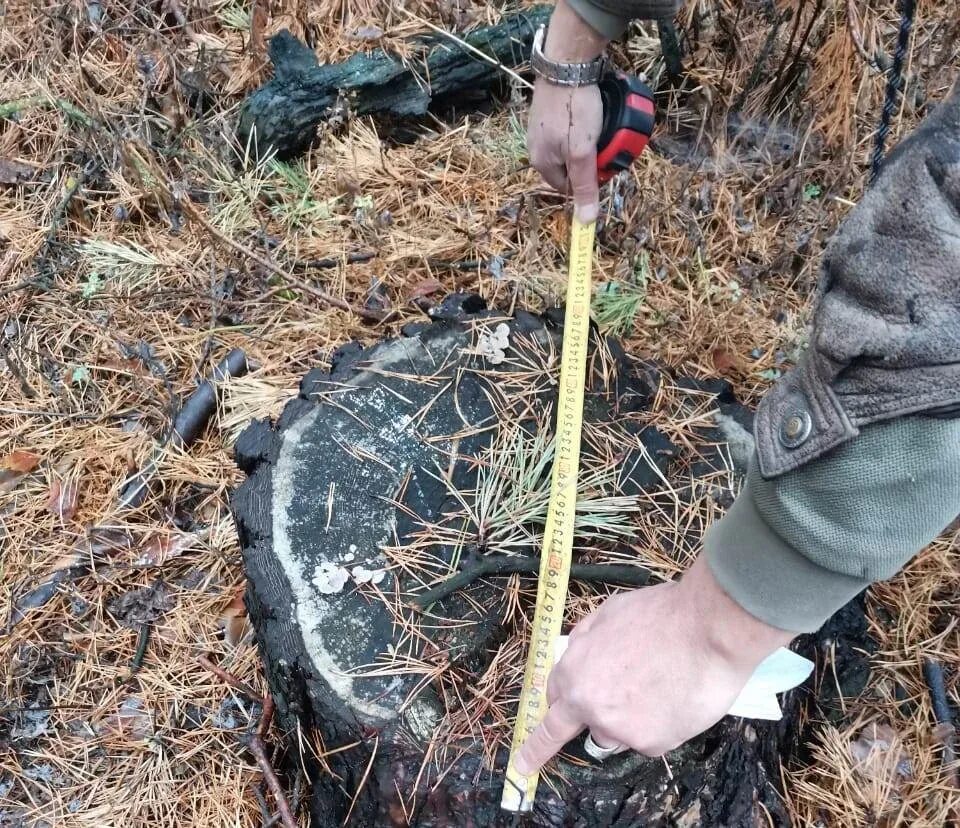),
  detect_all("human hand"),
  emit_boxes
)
[526,0,608,223]
[513,556,796,774]
[527,81,603,223]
